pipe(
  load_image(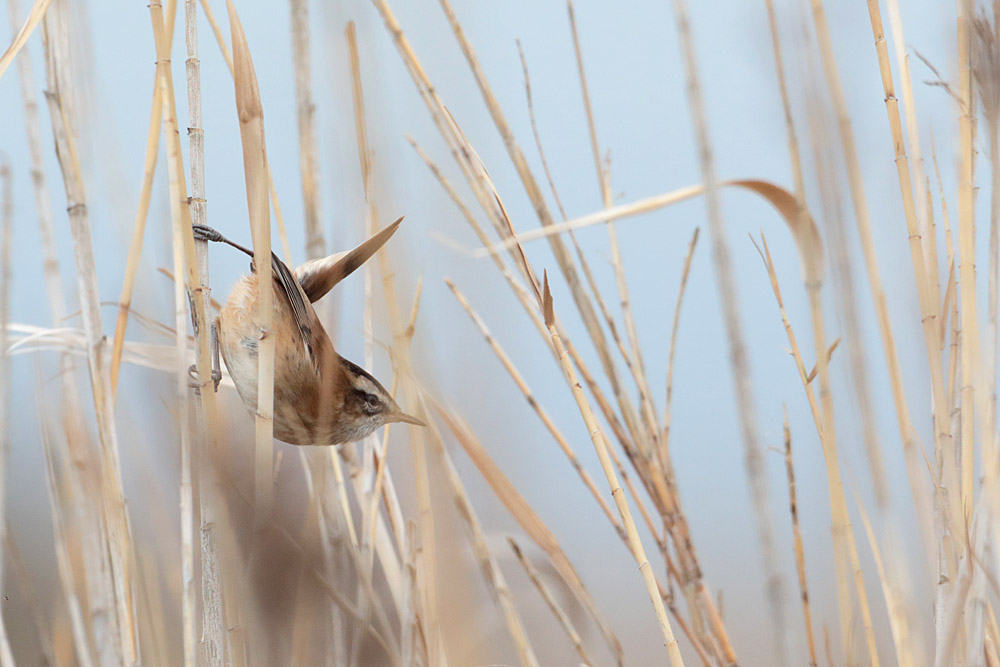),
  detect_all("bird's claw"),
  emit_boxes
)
[187,364,222,393]
[191,224,223,243]
[187,364,201,392]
